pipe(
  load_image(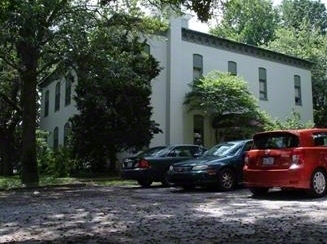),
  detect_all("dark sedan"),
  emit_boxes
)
[167,139,253,191]
[121,144,207,187]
